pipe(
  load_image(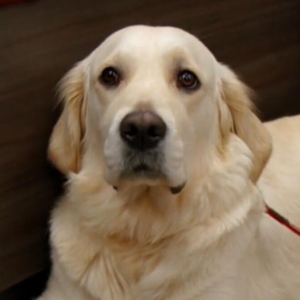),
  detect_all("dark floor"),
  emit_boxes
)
[0,270,49,300]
